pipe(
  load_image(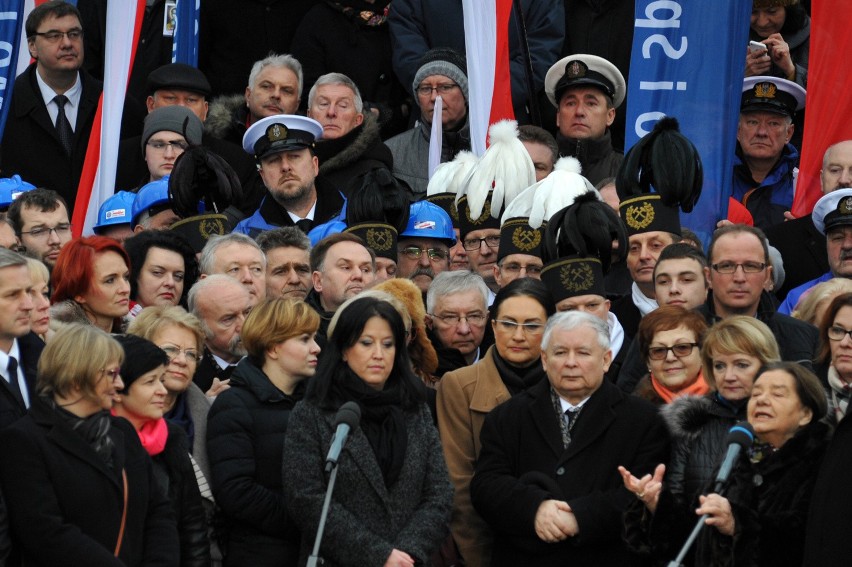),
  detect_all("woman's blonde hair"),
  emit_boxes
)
[700,316,781,390]
[126,305,205,352]
[25,257,49,287]
[792,277,852,326]
[37,323,123,399]
[241,299,320,364]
